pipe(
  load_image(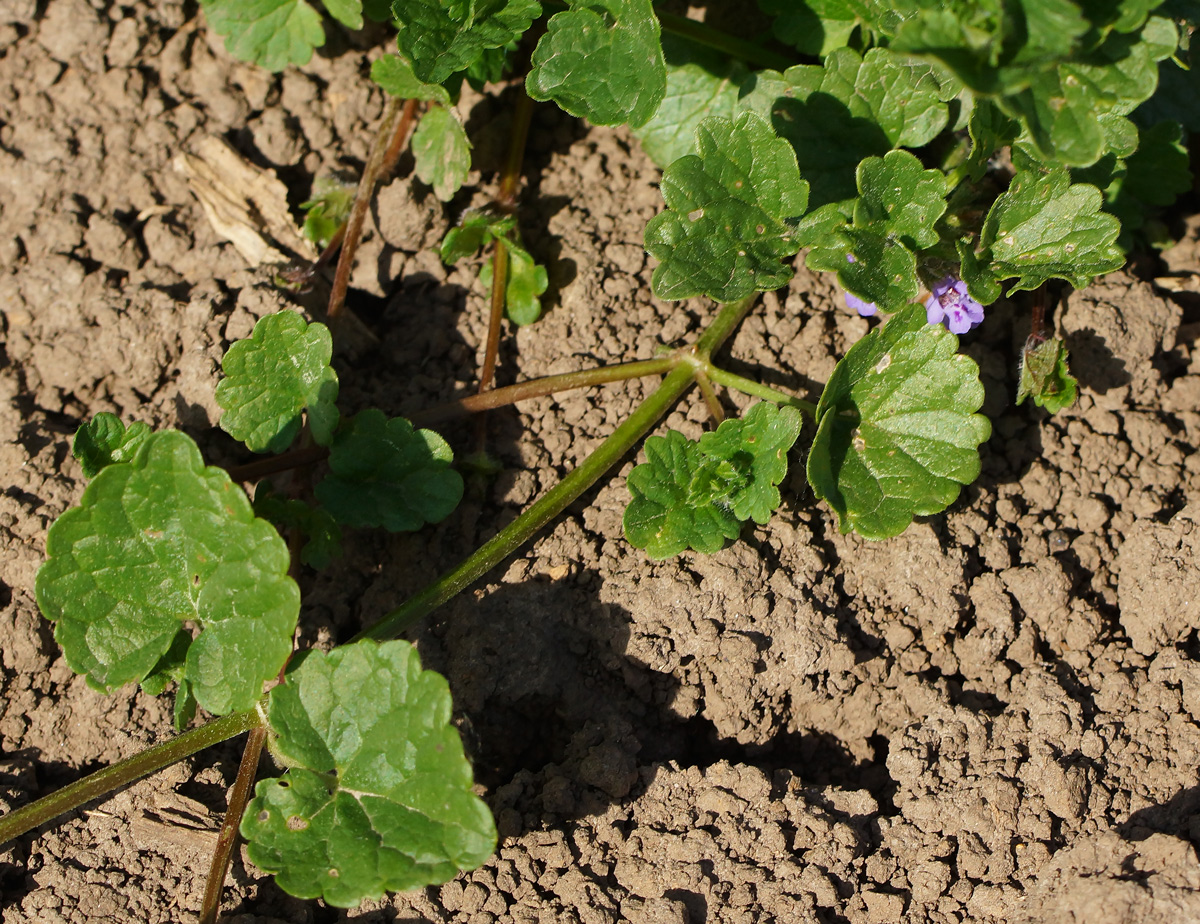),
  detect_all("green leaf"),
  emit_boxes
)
[853,150,948,250]
[770,47,947,207]
[241,639,496,907]
[631,34,750,168]
[440,211,513,264]
[201,0,361,71]
[807,304,991,539]
[624,430,743,559]
[527,0,666,127]
[72,413,152,478]
[644,111,808,302]
[979,165,1125,293]
[480,243,549,326]
[759,0,859,55]
[300,177,355,250]
[624,404,802,558]
[411,105,472,202]
[806,226,921,312]
[216,311,340,454]
[254,483,344,570]
[697,403,803,524]
[1017,336,1078,414]
[393,0,542,85]
[962,99,1020,183]
[315,409,463,532]
[35,431,300,714]
[370,53,453,104]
